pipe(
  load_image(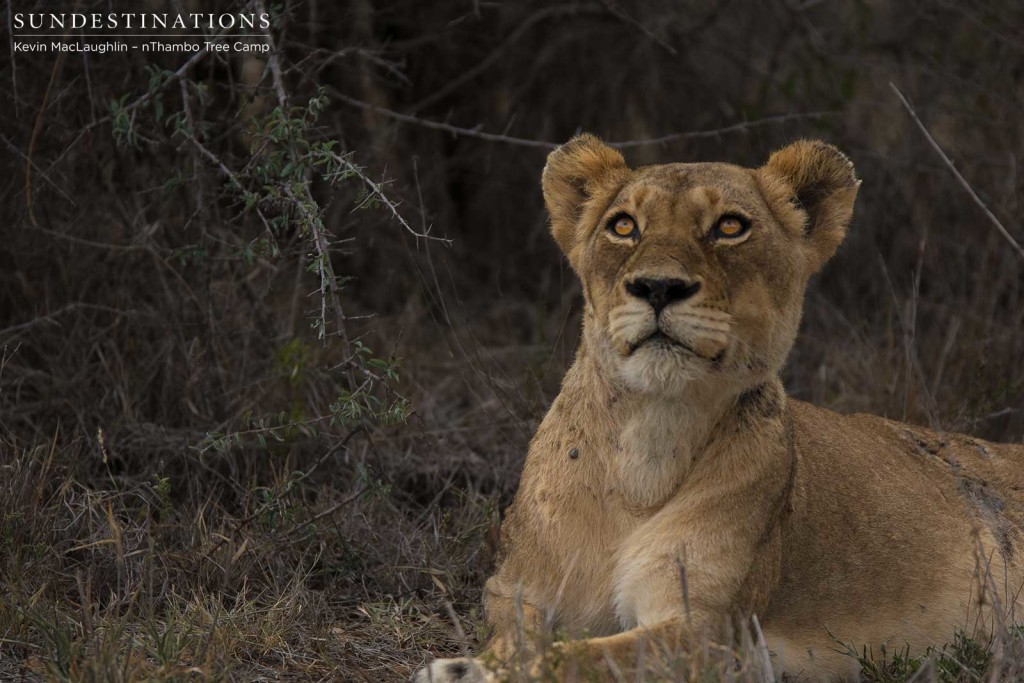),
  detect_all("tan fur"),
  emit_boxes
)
[415,135,1024,682]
